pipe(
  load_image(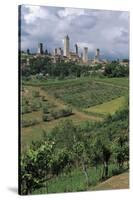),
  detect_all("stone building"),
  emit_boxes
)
[37,43,44,55]
[75,44,78,56]
[83,47,88,64]
[94,48,100,63]
[64,35,69,57]
[96,48,100,60]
